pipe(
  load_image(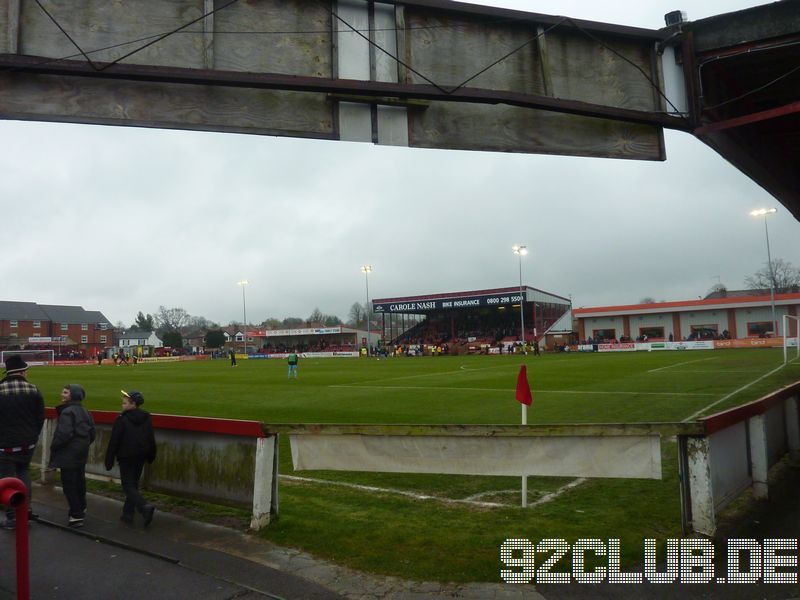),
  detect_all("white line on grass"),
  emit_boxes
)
[282,474,585,509]
[329,384,716,396]
[340,365,507,387]
[647,357,716,373]
[464,477,587,507]
[338,359,576,387]
[683,362,788,422]
[280,474,505,508]
[529,478,587,507]
[670,370,766,374]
